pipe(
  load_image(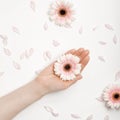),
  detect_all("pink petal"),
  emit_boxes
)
[98,41,107,45]
[43,51,52,60]
[115,70,120,81]
[113,35,117,44]
[96,96,104,102]
[20,52,25,60]
[30,1,36,12]
[29,48,34,56]
[0,72,4,77]
[12,61,21,70]
[3,48,12,56]
[98,56,105,62]
[104,115,109,120]
[43,22,48,30]
[92,26,98,31]
[44,106,59,117]
[51,111,59,117]
[52,40,60,47]
[86,114,93,120]
[0,34,8,46]
[105,24,114,31]
[44,106,53,112]
[78,26,83,34]
[71,113,81,119]
[12,26,20,35]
